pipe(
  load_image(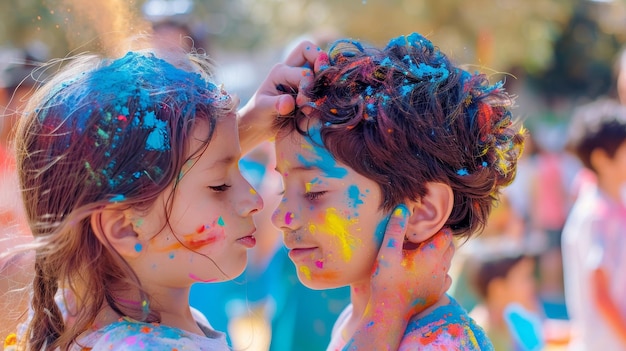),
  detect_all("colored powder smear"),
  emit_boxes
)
[297,126,347,179]
[346,185,364,209]
[308,207,360,262]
